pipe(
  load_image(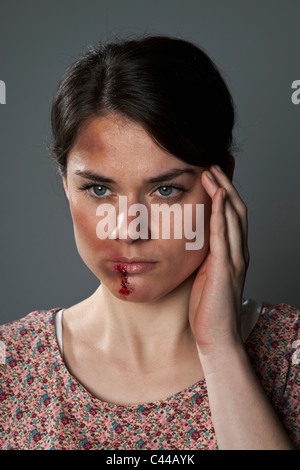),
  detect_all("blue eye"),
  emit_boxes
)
[158,186,172,196]
[78,183,111,198]
[91,185,107,196]
[79,183,186,201]
[156,185,179,197]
